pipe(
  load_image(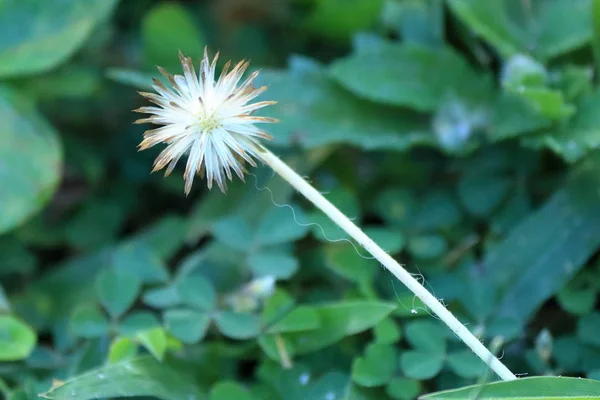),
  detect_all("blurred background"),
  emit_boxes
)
[2,0,600,399]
